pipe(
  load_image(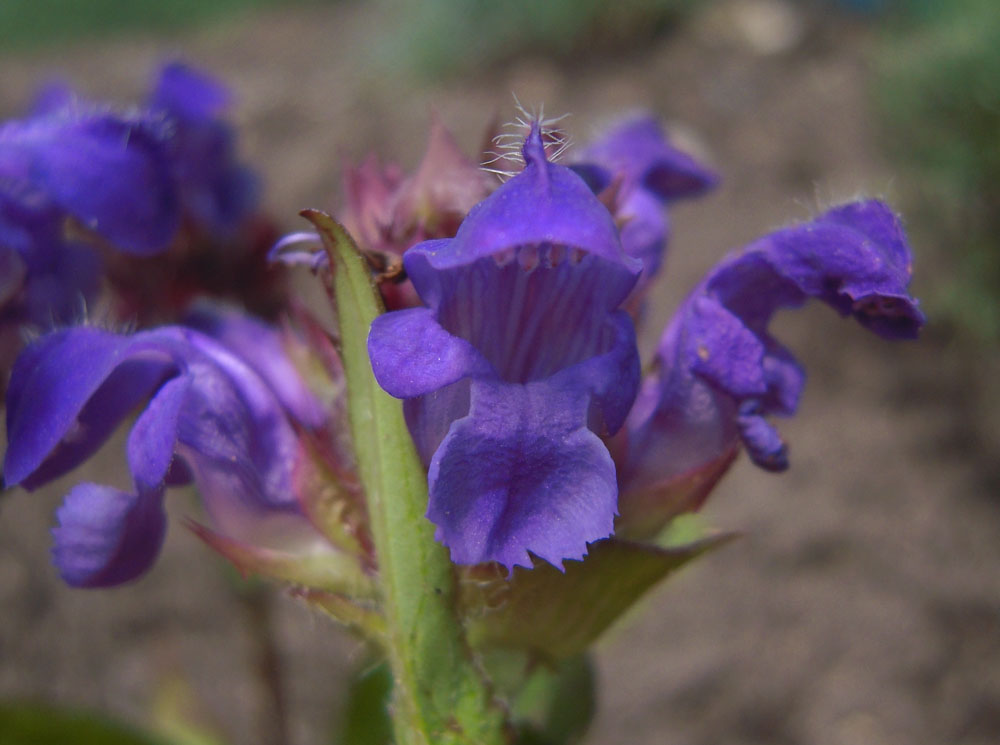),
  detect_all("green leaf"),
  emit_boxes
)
[461,535,736,661]
[302,211,506,745]
[510,654,596,745]
[475,649,596,745]
[0,702,171,745]
[659,513,714,548]
[335,661,394,745]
